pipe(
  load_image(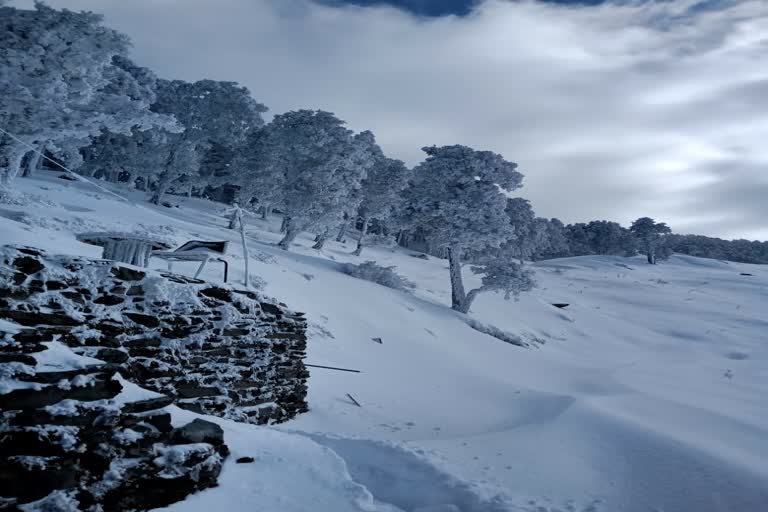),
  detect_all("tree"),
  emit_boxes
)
[228,128,285,217]
[630,217,672,264]
[469,258,536,302]
[0,5,174,199]
[538,218,569,259]
[402,145,524,313]
[148,79,266,204]
[251,110,370,251]
[502,198,553,263]
[352,142,409,256]
[79,128,170,186]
